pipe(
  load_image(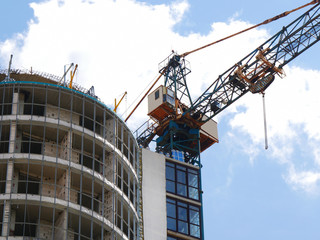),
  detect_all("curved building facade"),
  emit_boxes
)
[0,71,140,239]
